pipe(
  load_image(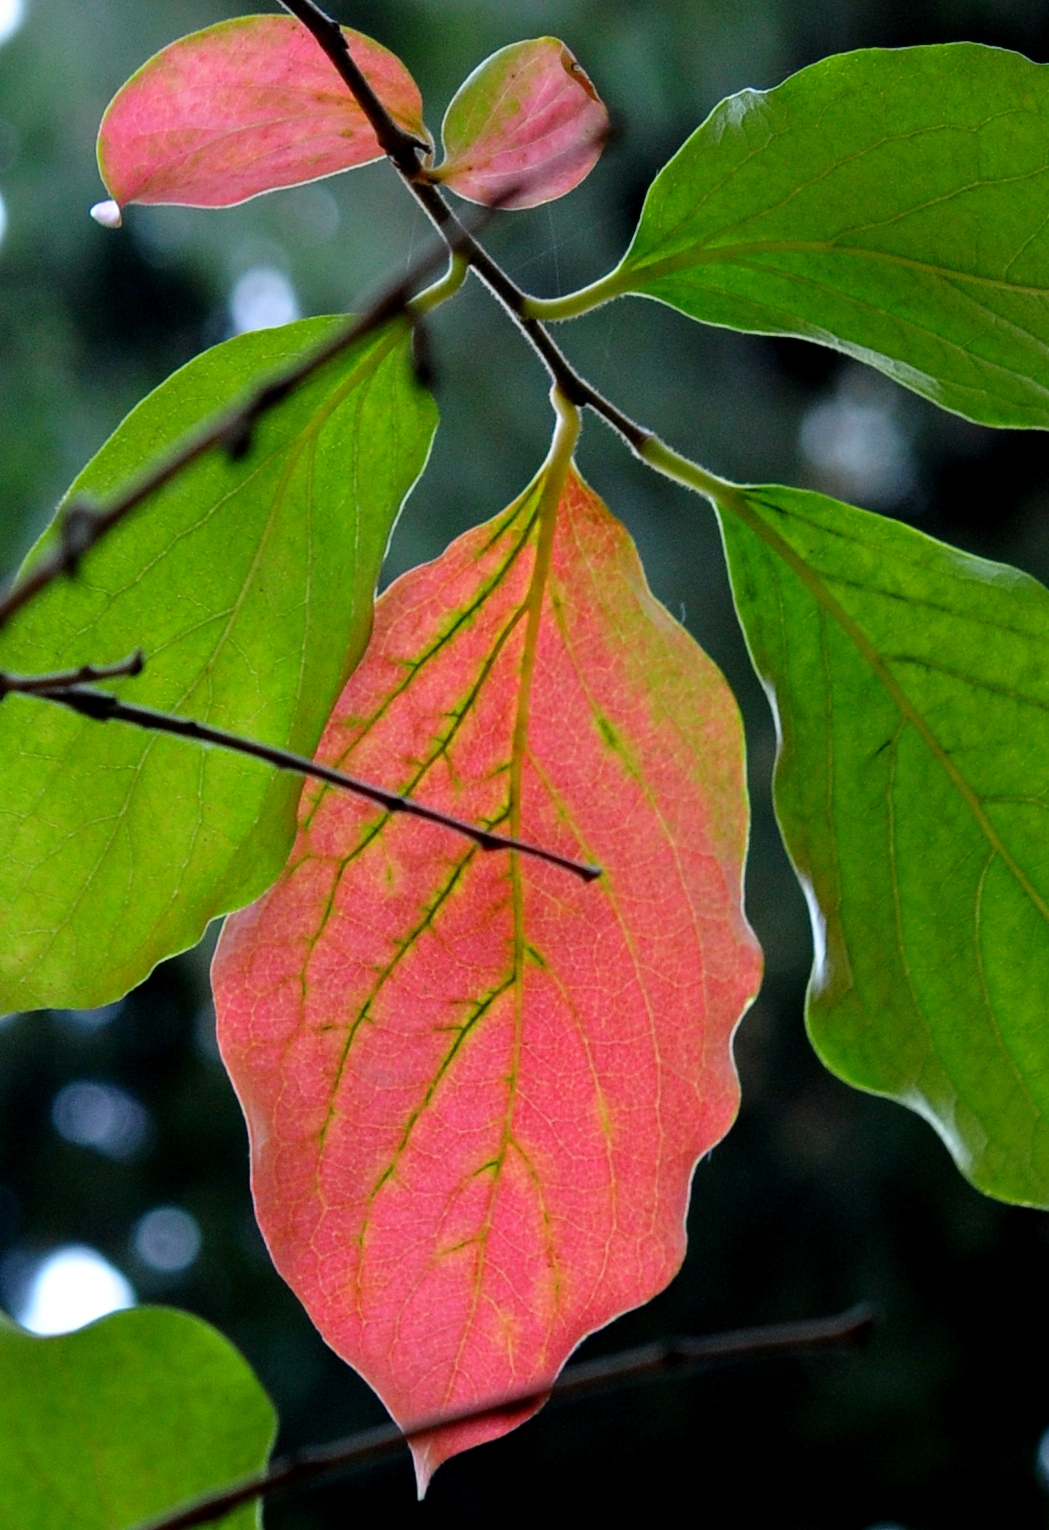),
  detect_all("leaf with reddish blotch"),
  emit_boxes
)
[95,16,429,214]
[433,39,609,208]
[212,466,761,1490]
